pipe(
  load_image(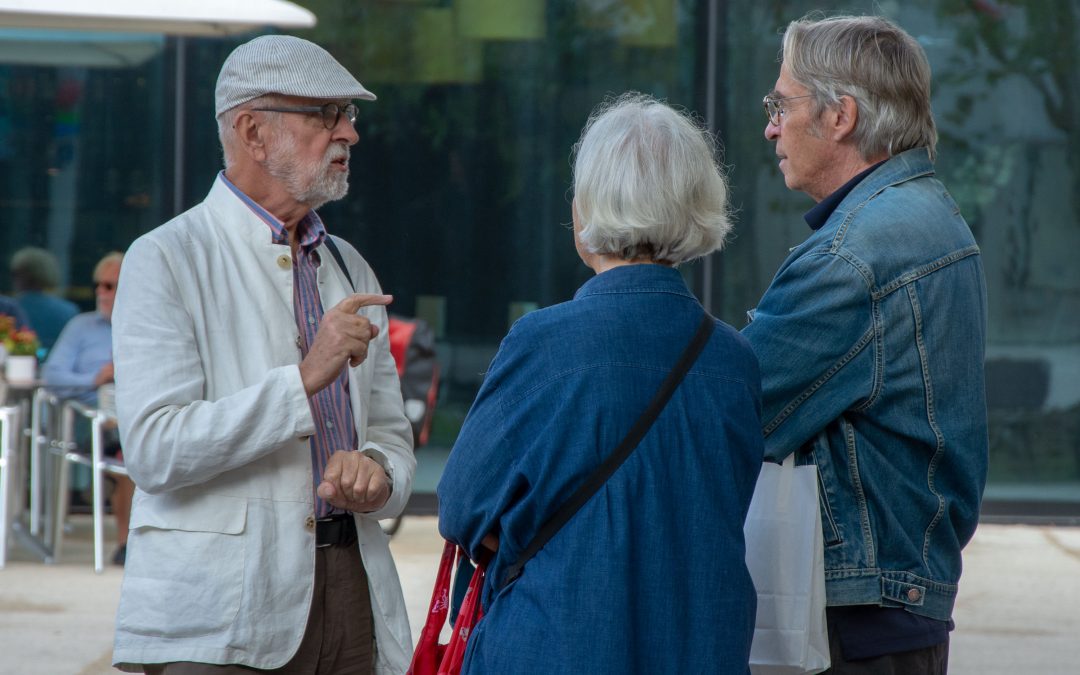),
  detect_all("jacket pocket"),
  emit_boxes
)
[817,468,842,547]
[118,493,247,639]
